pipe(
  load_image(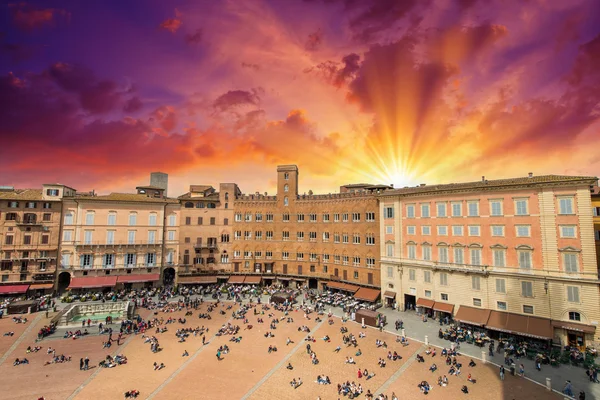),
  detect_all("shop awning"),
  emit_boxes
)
[433,302,455,314]
[0,284,30,294]
[278,277,293,281]
[178,276,218,285]
[245,276,262,284]
[552,320,596,334]
[416,298,435,309]
[228,275,246,284]
[117,273,160,284]
[354,287,380,302]
[384,291,396,299]
[342,284,360,293]
[69,276,117,289]
[29,283,54,290]
[293,278,305,282]
[486,311,553,340]
[454,306,491,326]
[326,281,345,290]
